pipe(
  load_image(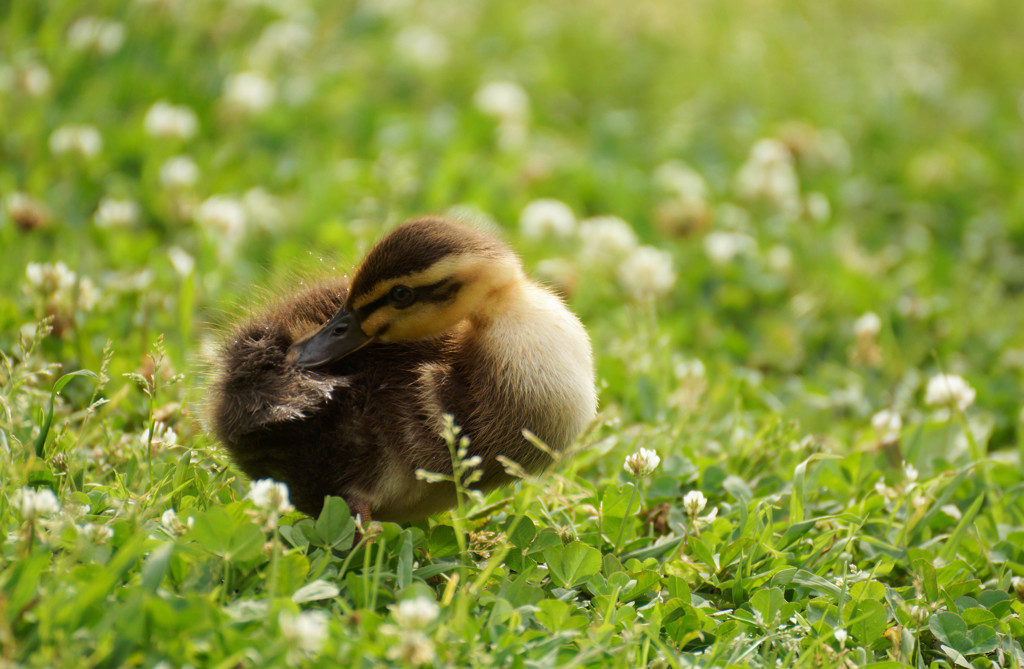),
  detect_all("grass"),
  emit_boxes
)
[3,0,1024,666]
